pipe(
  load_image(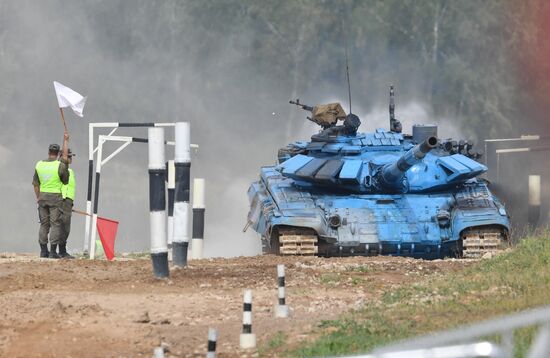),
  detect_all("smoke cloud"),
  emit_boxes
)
[1,1,546,256]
